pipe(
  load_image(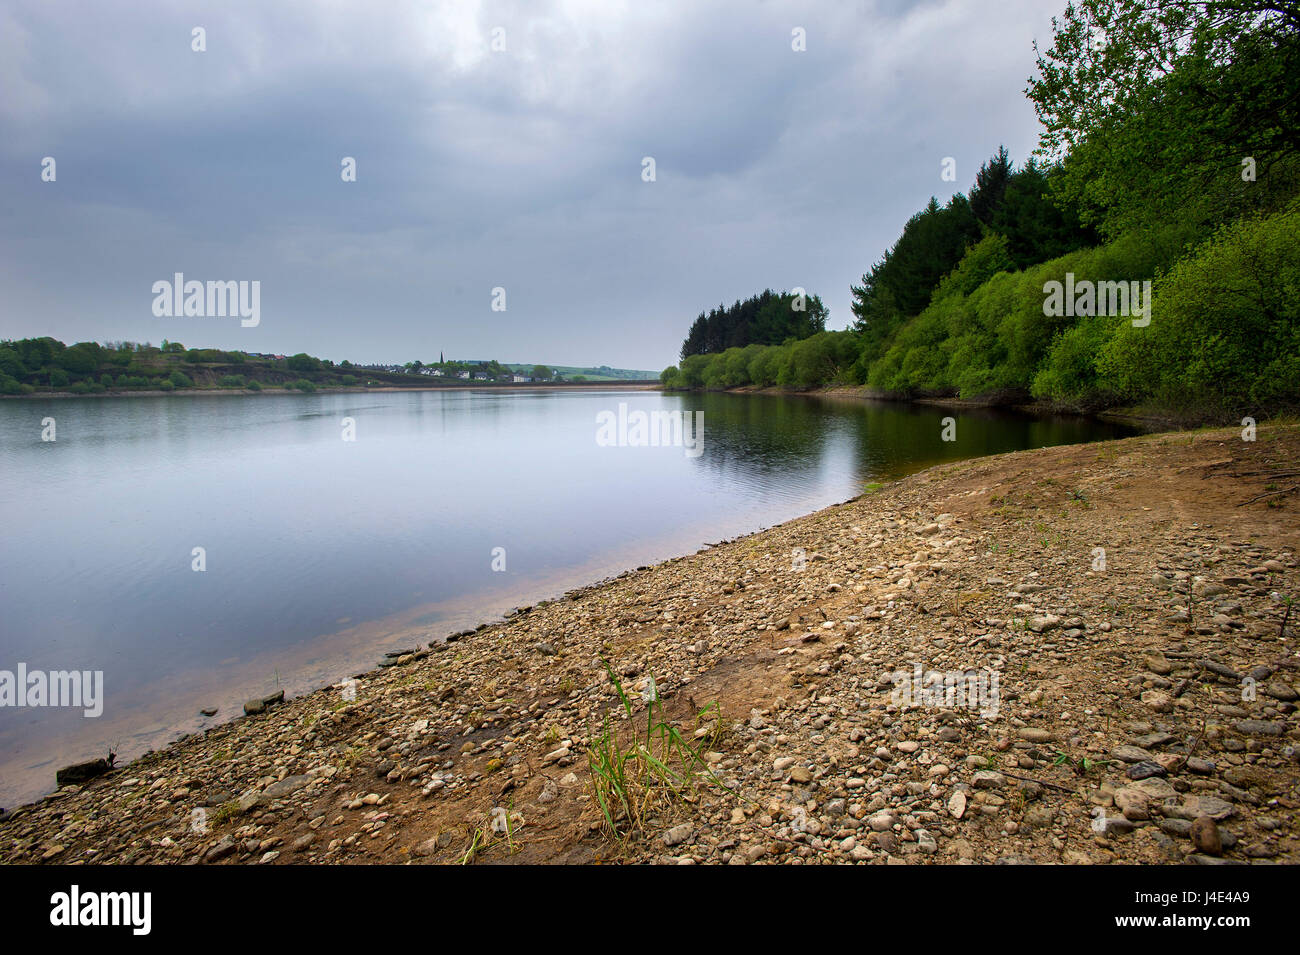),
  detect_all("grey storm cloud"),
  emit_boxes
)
[1,0,1063,369]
